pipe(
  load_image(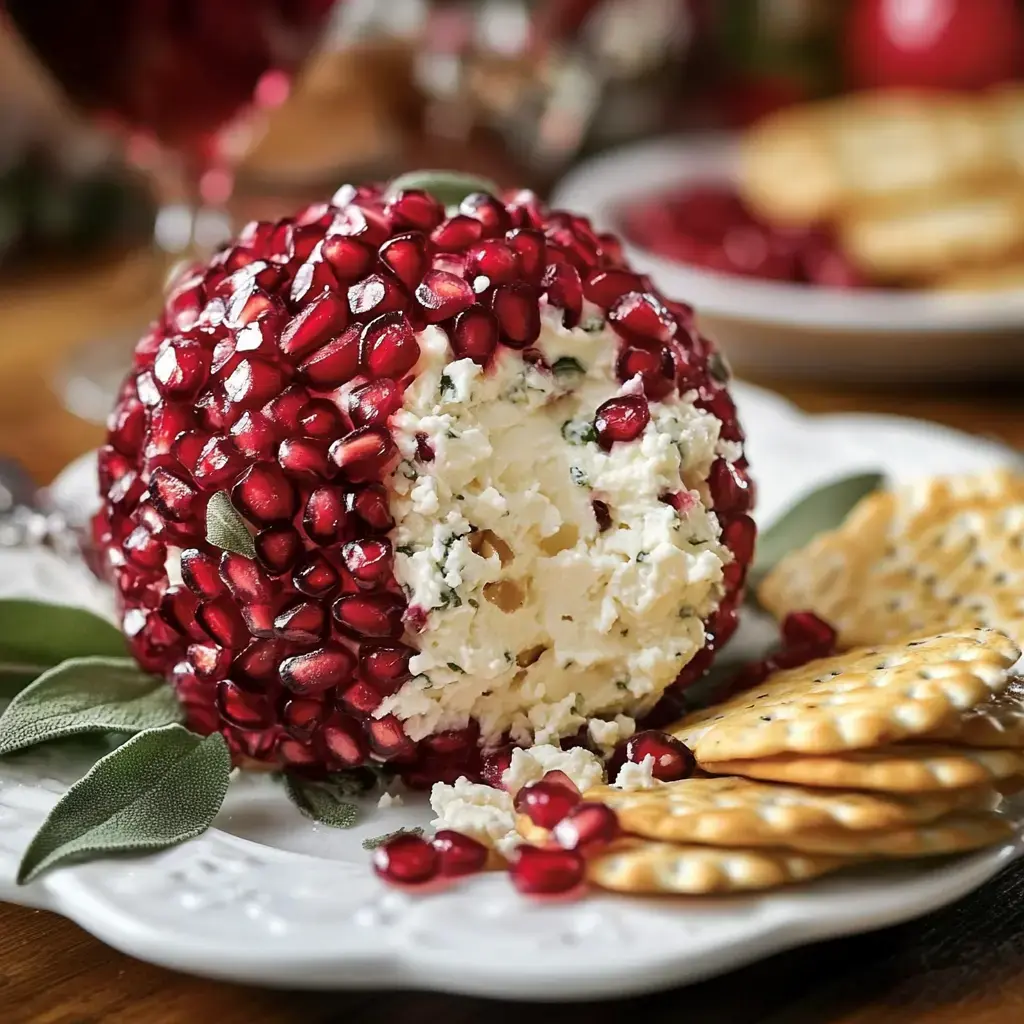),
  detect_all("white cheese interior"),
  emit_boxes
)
[377,305,732,747]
